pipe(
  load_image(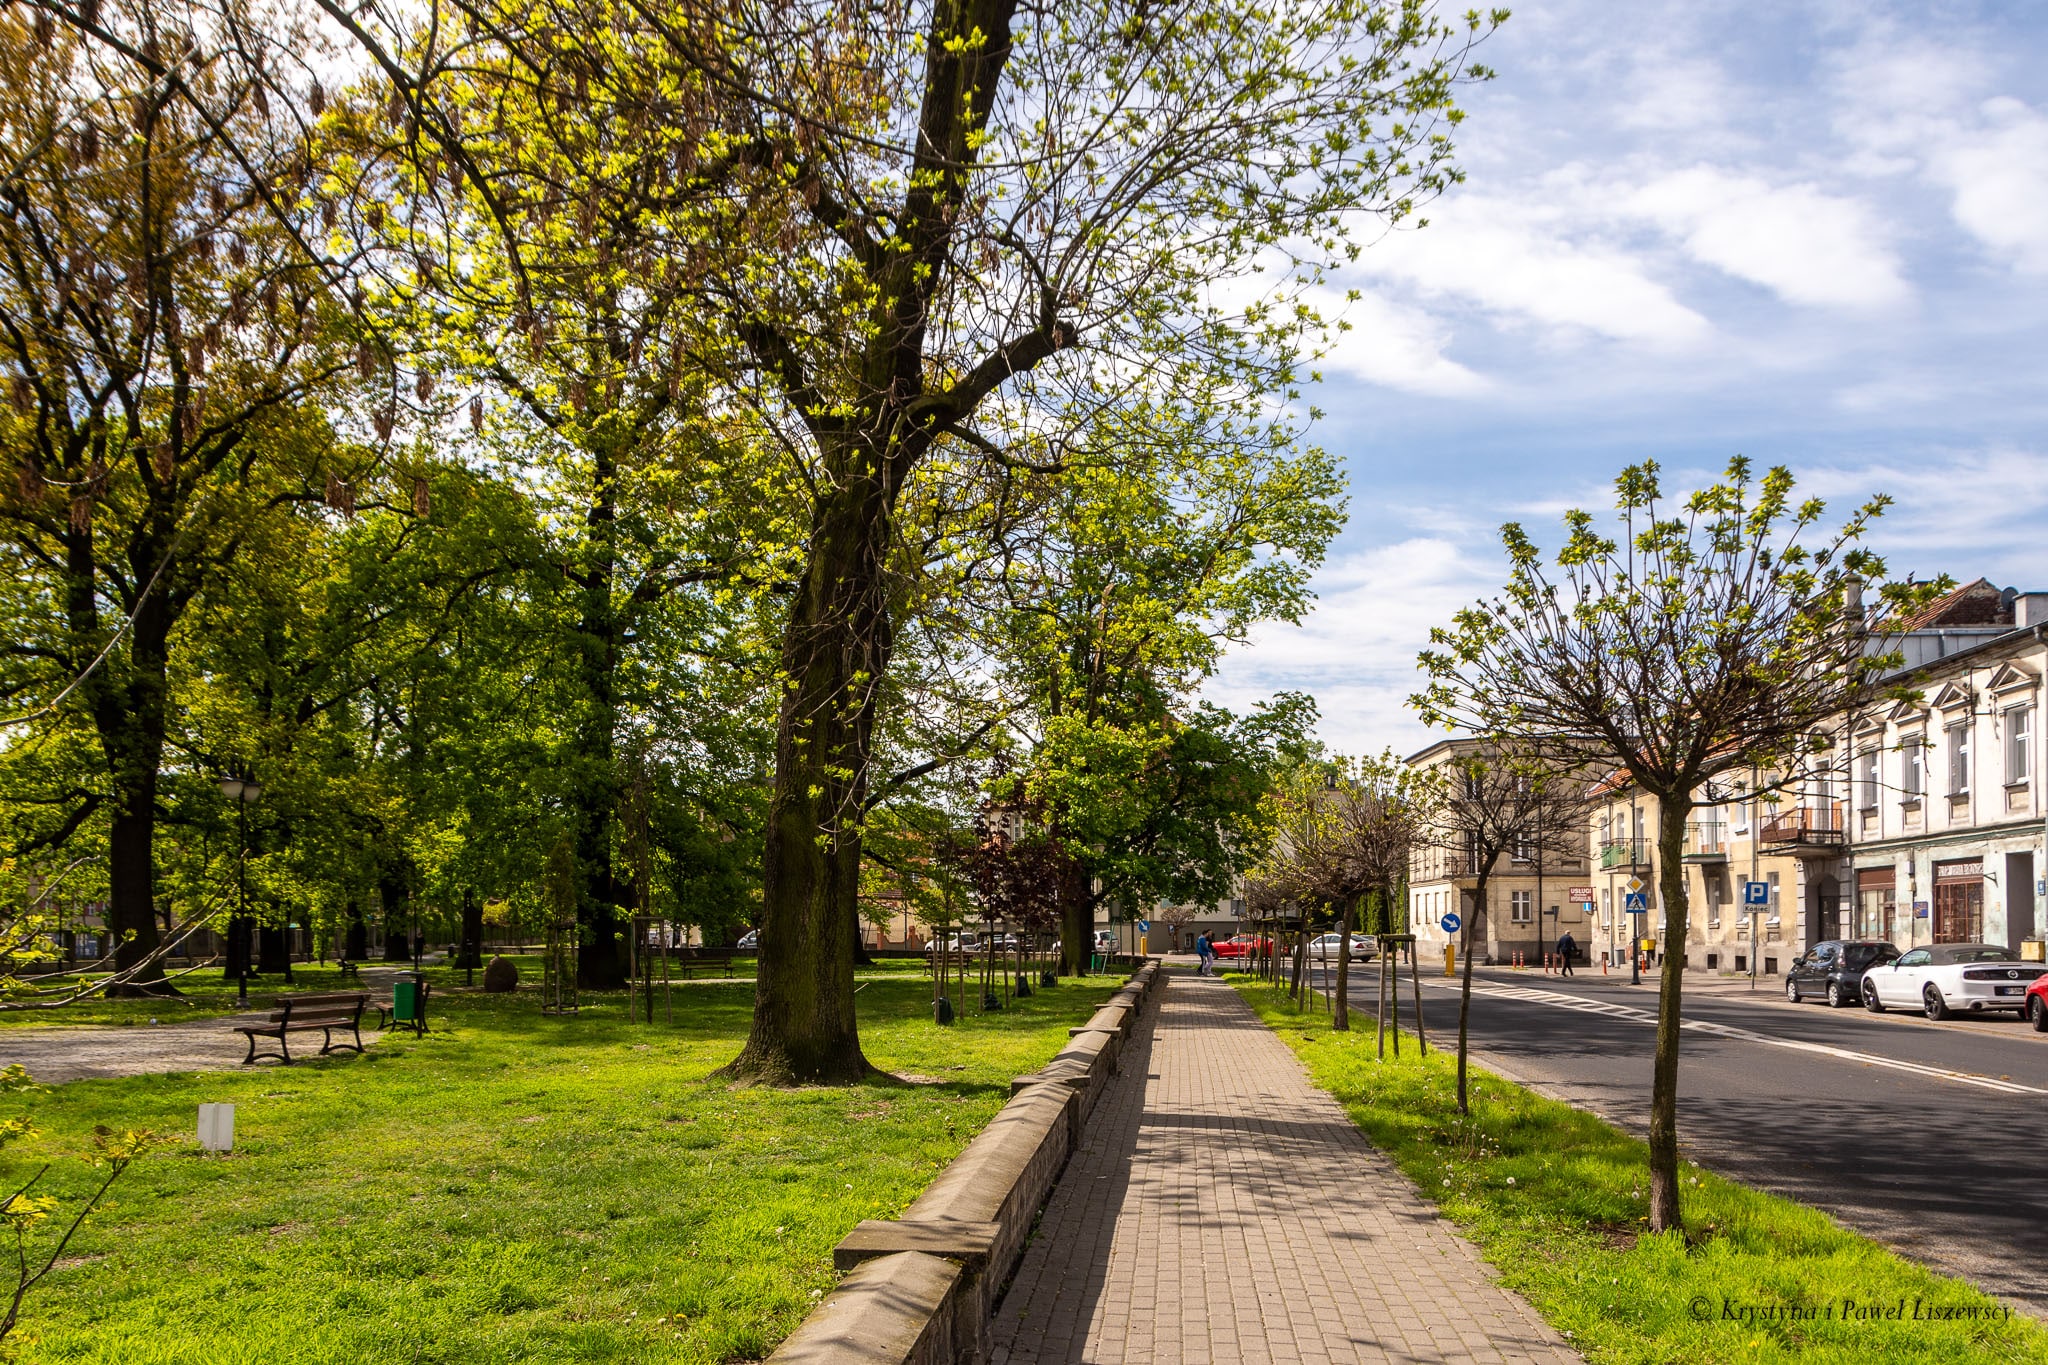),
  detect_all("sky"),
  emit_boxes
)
[1207,0,2048,758]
